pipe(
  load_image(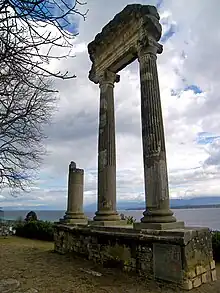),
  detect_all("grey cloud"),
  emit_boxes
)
[5,0,220,209]
[204,141,220,167]
[46,110,98,144]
